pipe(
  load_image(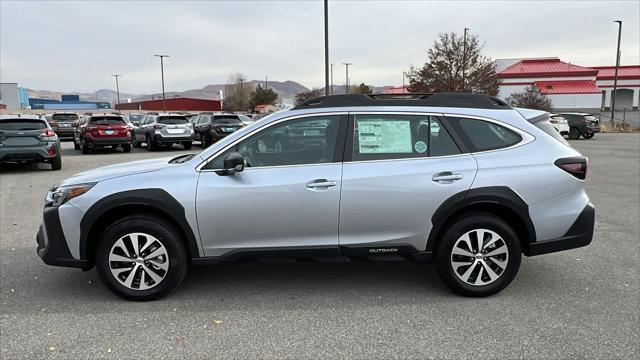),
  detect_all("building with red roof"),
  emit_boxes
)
[496,58,639,111]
